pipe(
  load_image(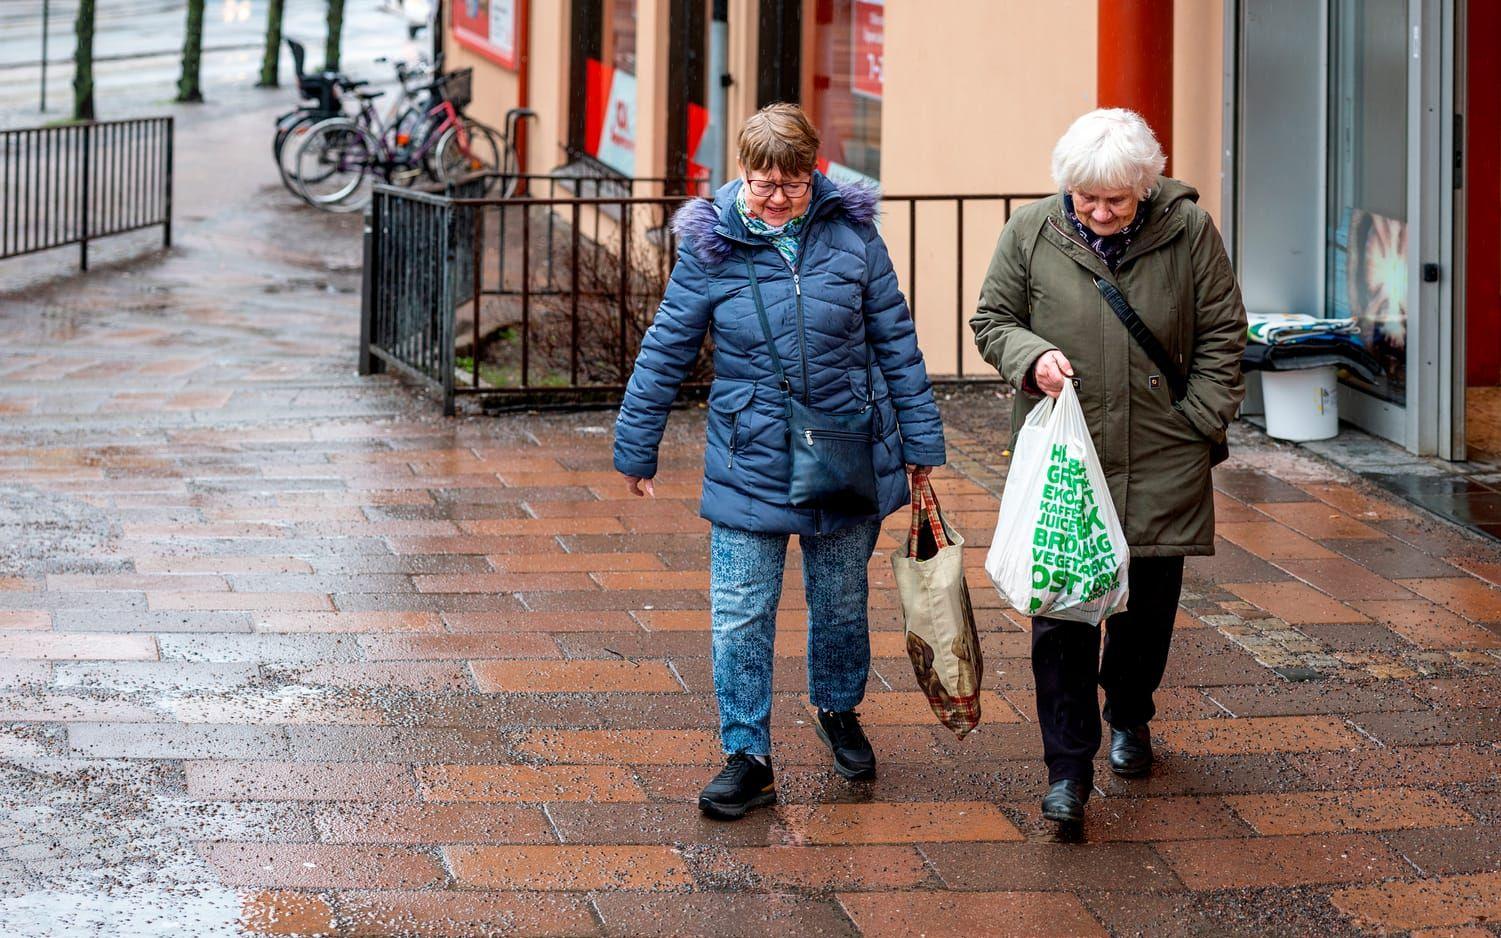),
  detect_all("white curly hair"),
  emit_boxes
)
[1050,108,1167,198]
